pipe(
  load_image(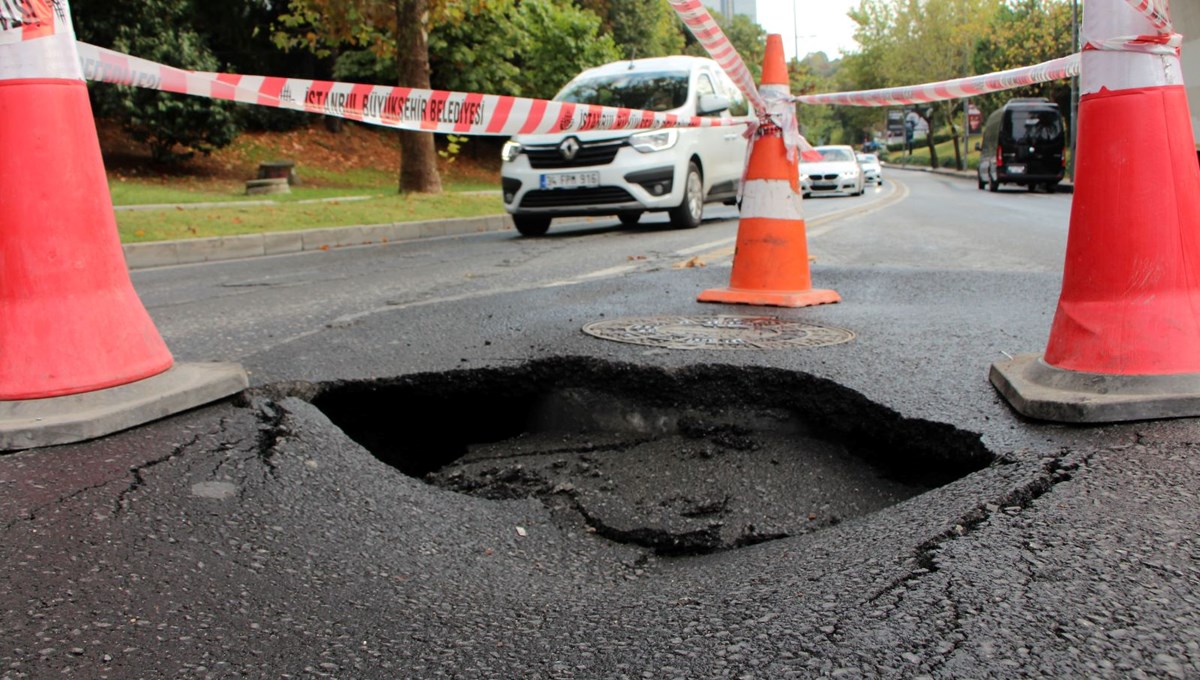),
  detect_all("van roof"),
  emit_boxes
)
[1005,98,1059,110]
[575,55,718,79]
